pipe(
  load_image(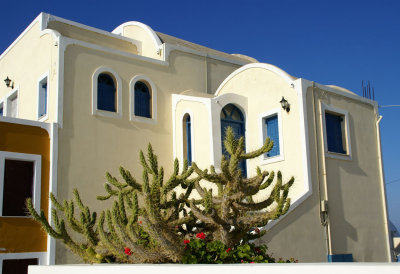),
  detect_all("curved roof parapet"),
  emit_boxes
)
[112,21,163,49]
[325,85,357,96]
[215,63,296,95]
[156,32,253,64]
[231,54,258,63]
